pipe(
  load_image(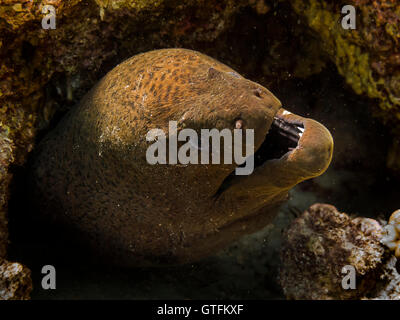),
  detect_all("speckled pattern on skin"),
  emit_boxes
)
[30,49,333,266]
